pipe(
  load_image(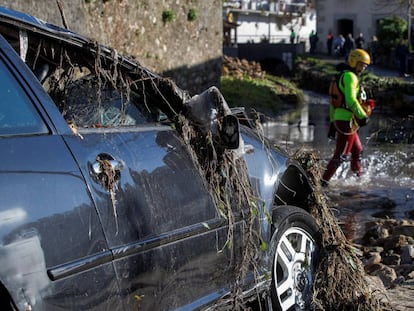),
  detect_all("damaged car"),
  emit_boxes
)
[0,6,320,311]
